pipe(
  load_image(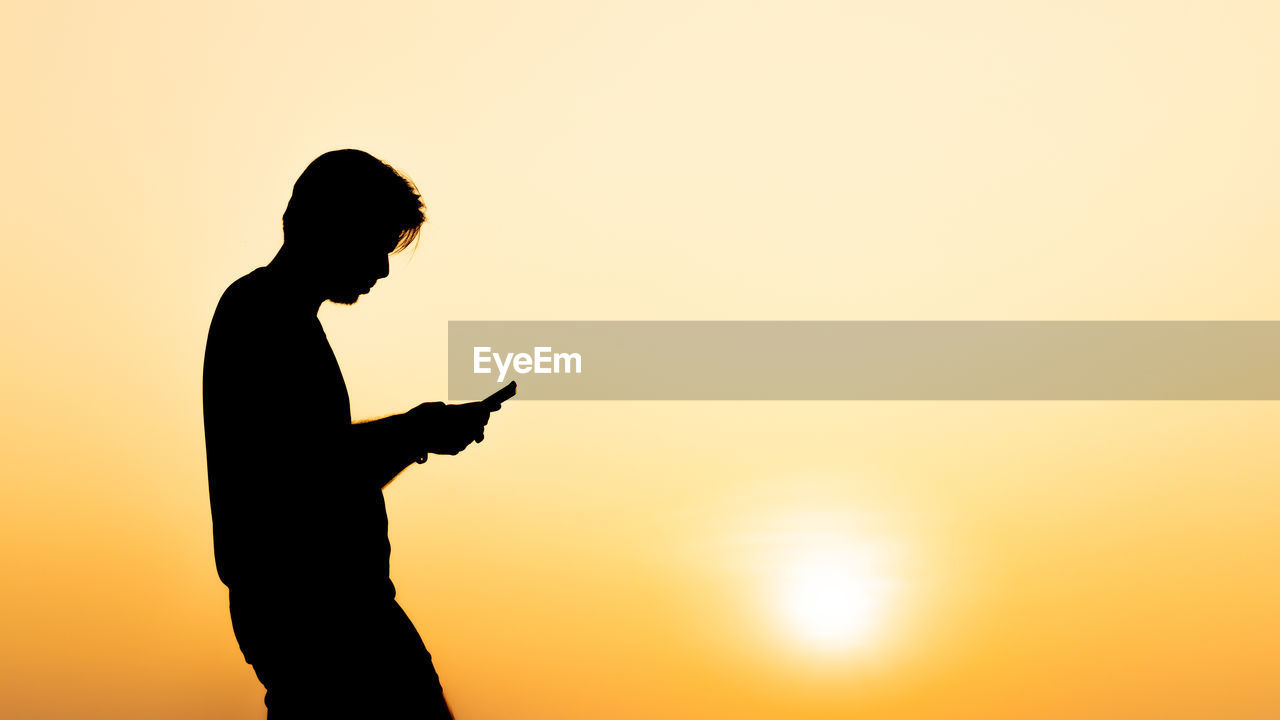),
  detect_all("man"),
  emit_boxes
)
[202,149,490,718]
